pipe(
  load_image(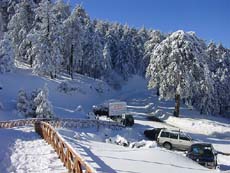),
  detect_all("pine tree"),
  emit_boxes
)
[82,23,104,78]
[0,35,15,73]
[63,6,83,78]
[7,0,35,63]
[206,42,230,115]
[144,30,164,74]
[146,30,213,117]
[31,0,64,78]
